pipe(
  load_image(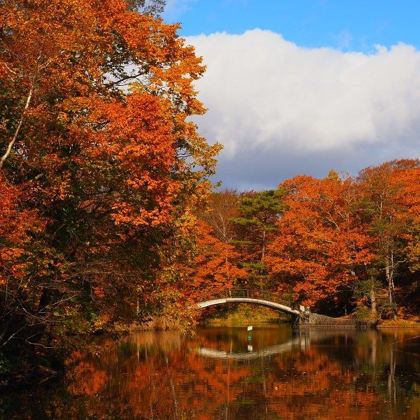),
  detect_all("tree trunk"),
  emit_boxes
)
[385,252,397,319]
[261,230,266,264]
[370,281,377,319]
